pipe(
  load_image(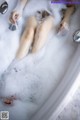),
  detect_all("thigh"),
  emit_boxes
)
[32,16,54,53]
[16,16,37,59]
